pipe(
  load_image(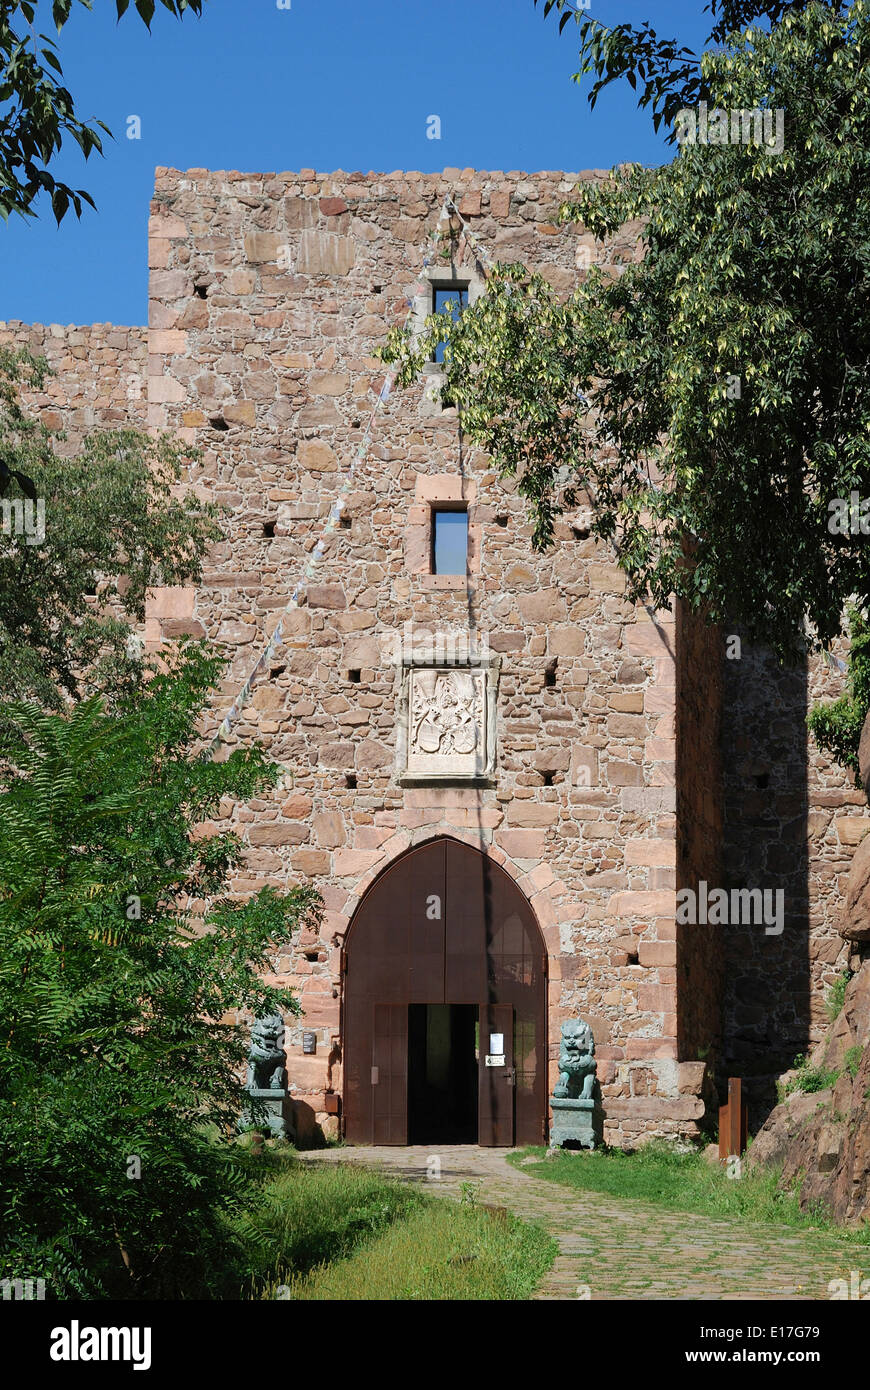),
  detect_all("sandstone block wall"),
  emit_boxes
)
[0,320,147,446]
[142,165,701,1144]
[2,164,860,1146]
[675,600,724,1071]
